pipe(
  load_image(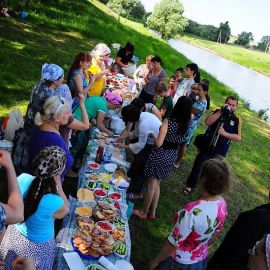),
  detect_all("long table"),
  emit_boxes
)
[54,143,131,269]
